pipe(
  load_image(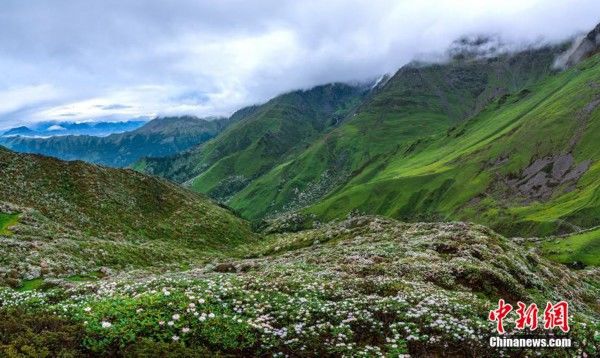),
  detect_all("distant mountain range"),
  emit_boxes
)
[0,116,235,167]
[1,120,147,138]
